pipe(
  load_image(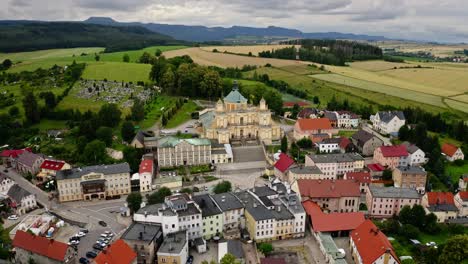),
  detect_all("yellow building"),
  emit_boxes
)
[201,81,281,144]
